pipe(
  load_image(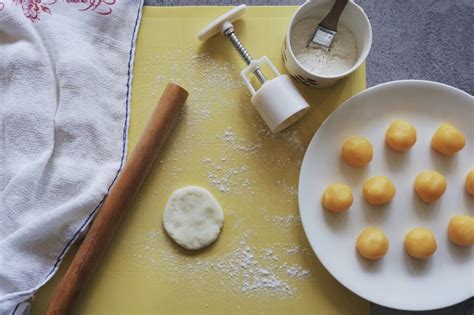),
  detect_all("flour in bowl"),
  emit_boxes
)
[290,17,358,76]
